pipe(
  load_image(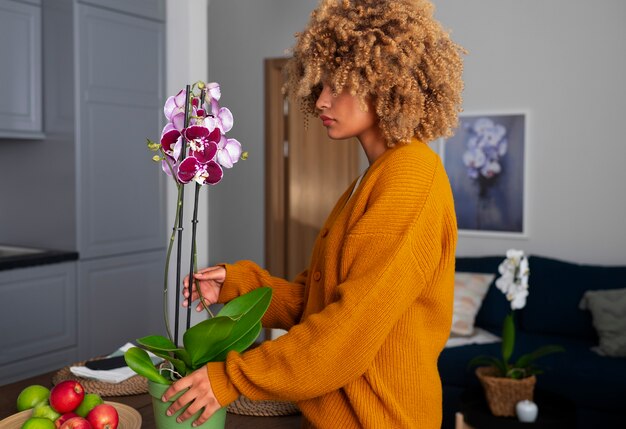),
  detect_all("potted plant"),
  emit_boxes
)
[468,249,564,417]
[124,286,271,429]
[123,81,270,429]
